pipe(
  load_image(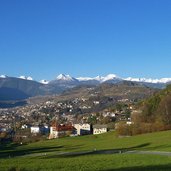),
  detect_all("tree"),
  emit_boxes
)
[156,95,171,126]
[101,116,111,124]
[88,115,97,124]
